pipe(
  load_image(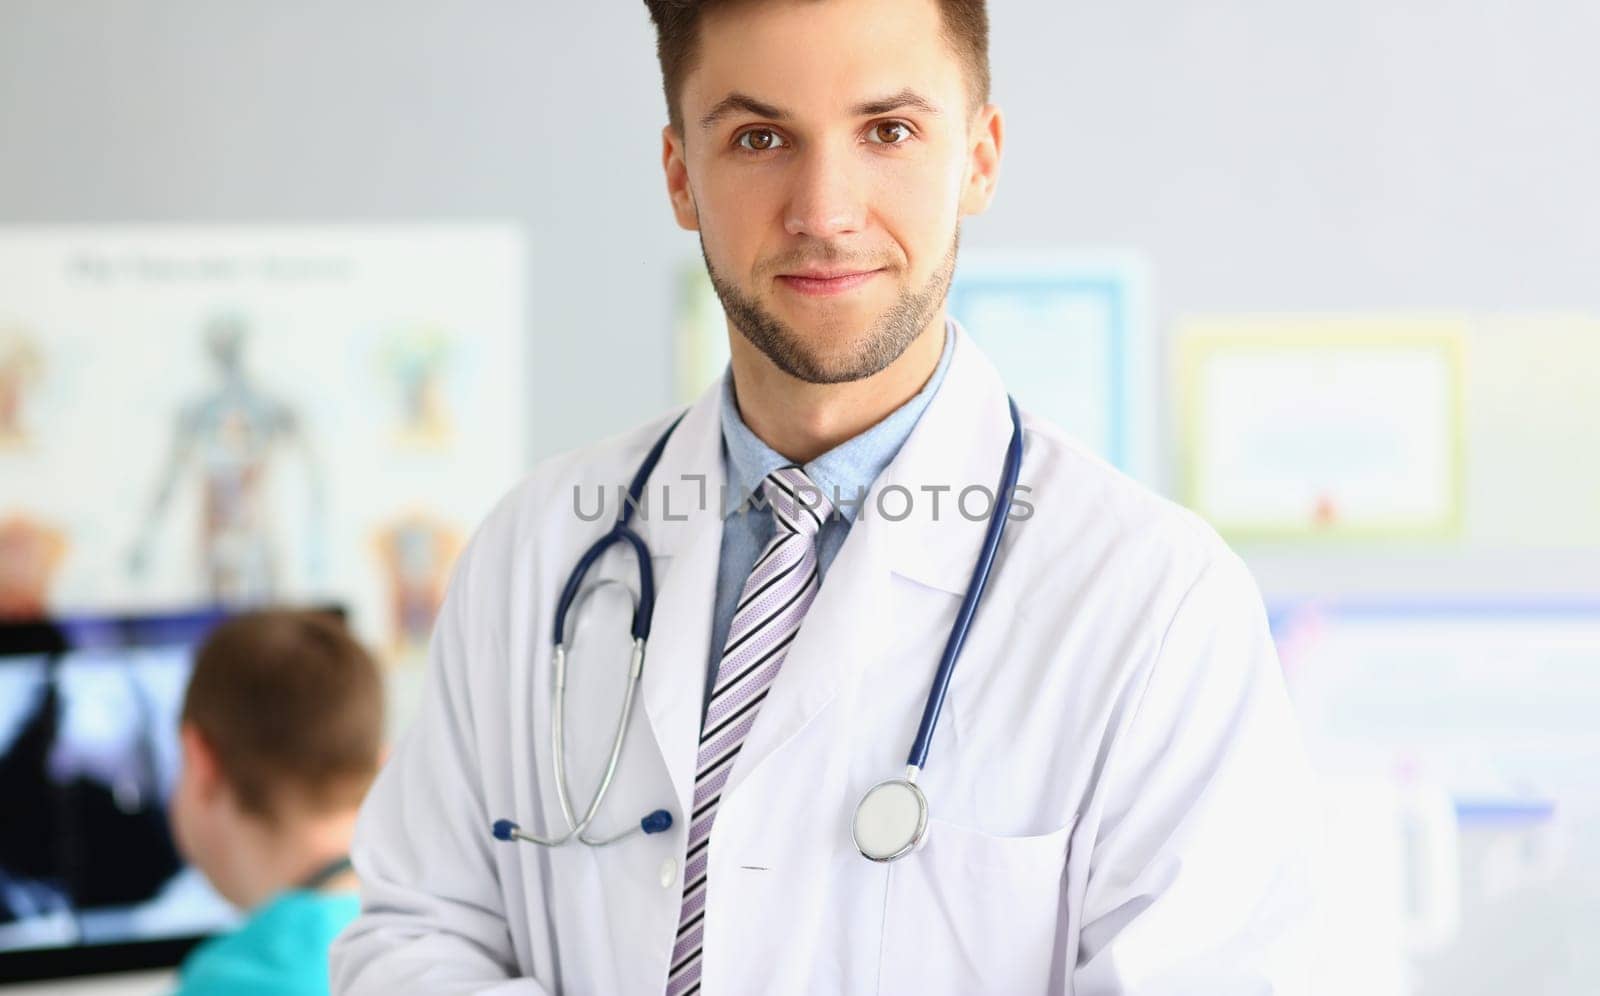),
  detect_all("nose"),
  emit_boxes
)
[783,145,866,239]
